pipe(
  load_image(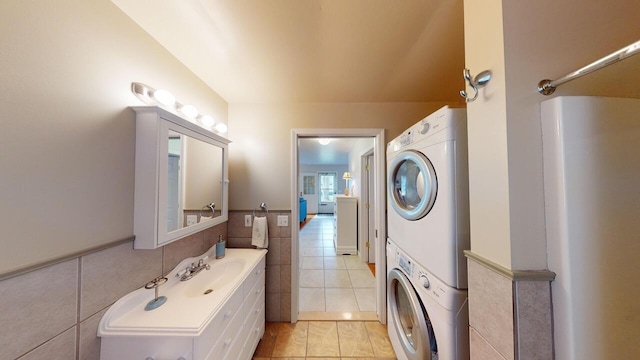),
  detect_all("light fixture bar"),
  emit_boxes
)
[130,82,227,134]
